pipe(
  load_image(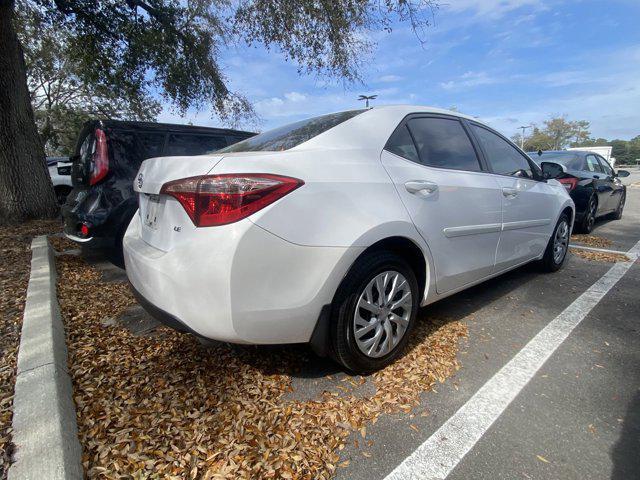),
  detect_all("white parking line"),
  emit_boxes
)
[384,240,640,480]
[569,244,630,256]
